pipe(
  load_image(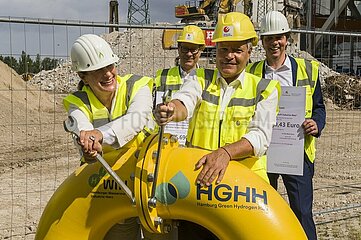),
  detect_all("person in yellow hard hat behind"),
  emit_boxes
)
[246,10,326,240]
[153,25,206,146]
[154,12,281,239]
[155,25,205,93]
